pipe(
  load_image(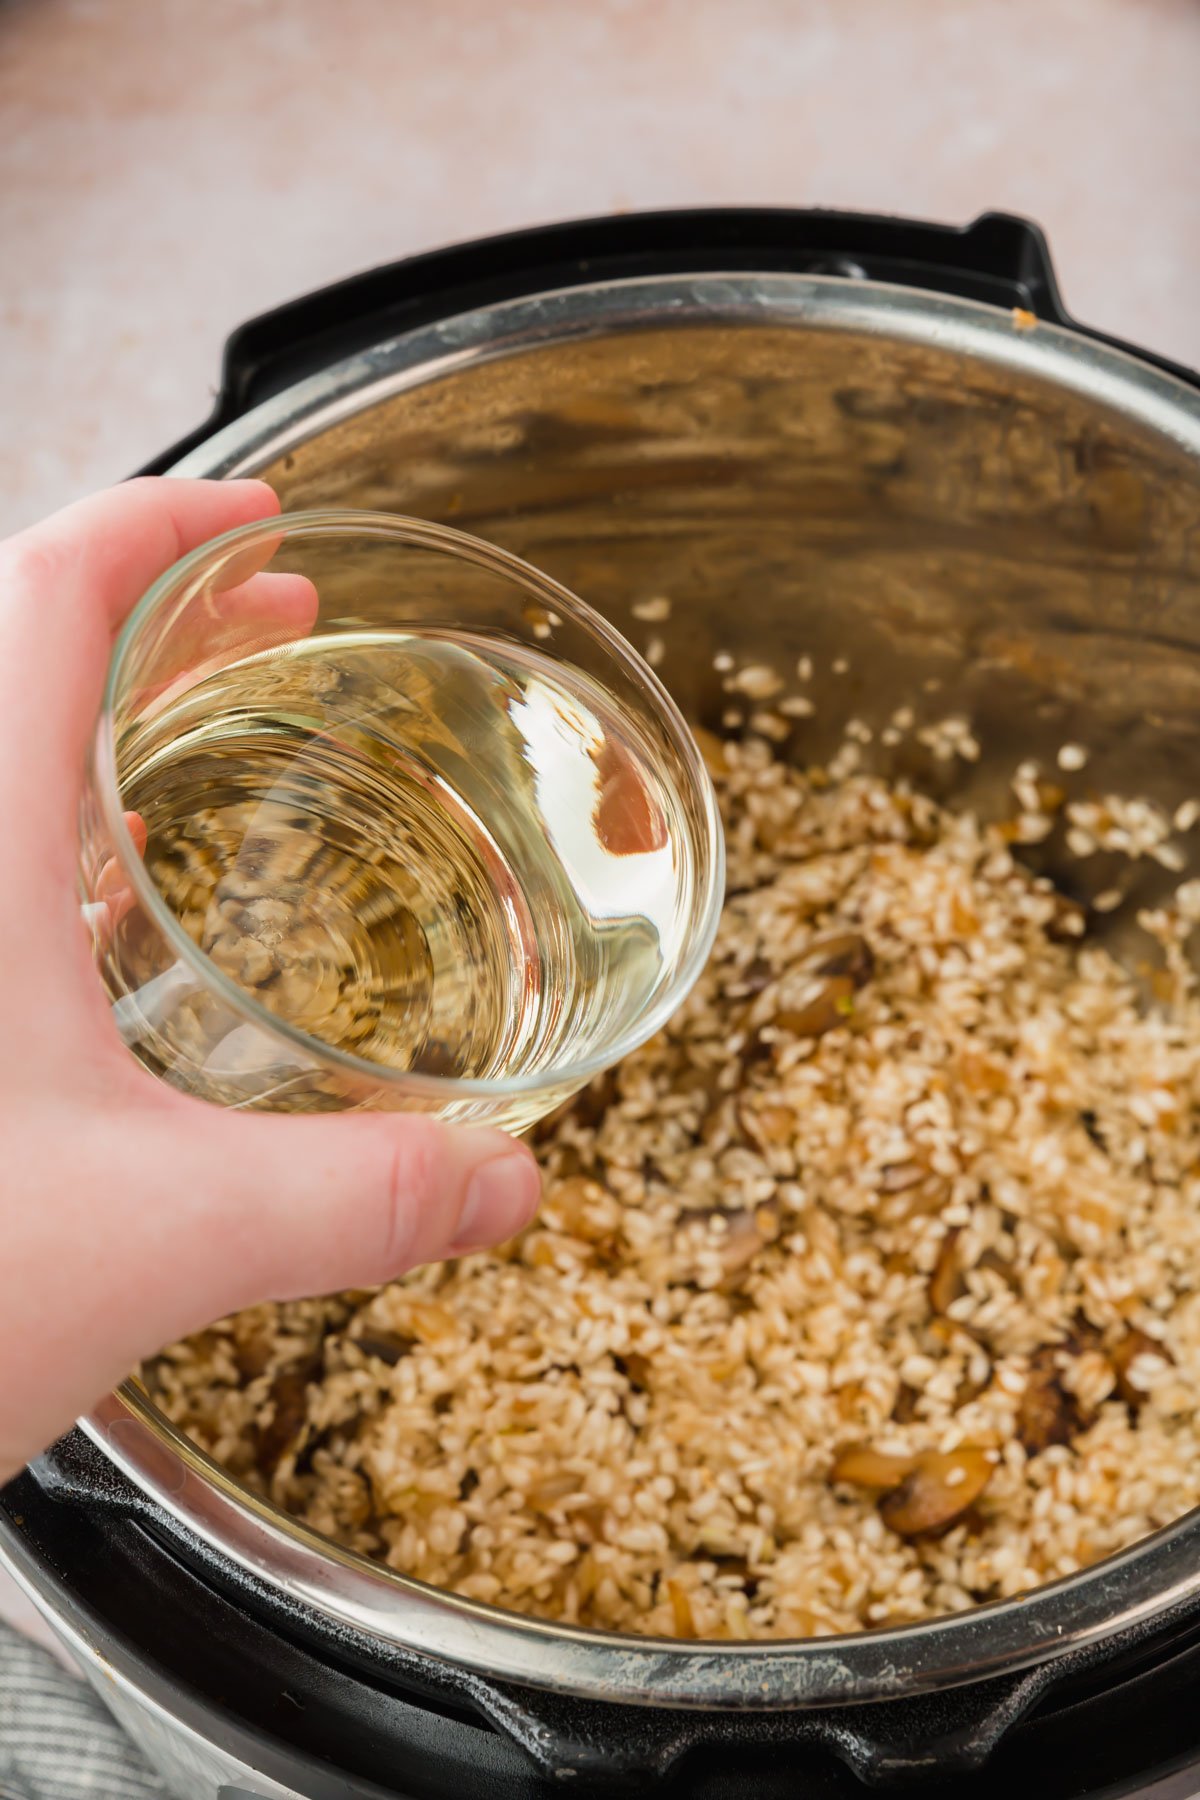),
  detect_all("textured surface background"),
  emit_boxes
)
[1,0,1198,541]
[1,0,1197,1654]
